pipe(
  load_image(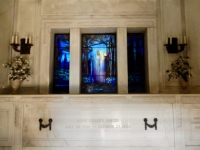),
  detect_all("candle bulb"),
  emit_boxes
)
[184,36,187,44]
[29,35,32,44]
[11,35,14,44]
[169,37,171,44]
[25,35,28,44]
[15,34,18,44]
